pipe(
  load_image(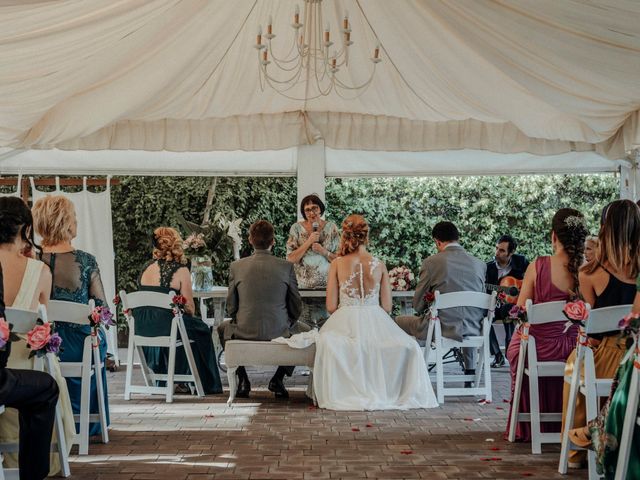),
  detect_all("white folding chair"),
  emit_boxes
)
[48,299,109,455]
[508,299,566,454]
[559,304,633,478]
[0,305,70,477]
[614,338,639,480]
[121,290,204,403]
[424,291,496,404]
